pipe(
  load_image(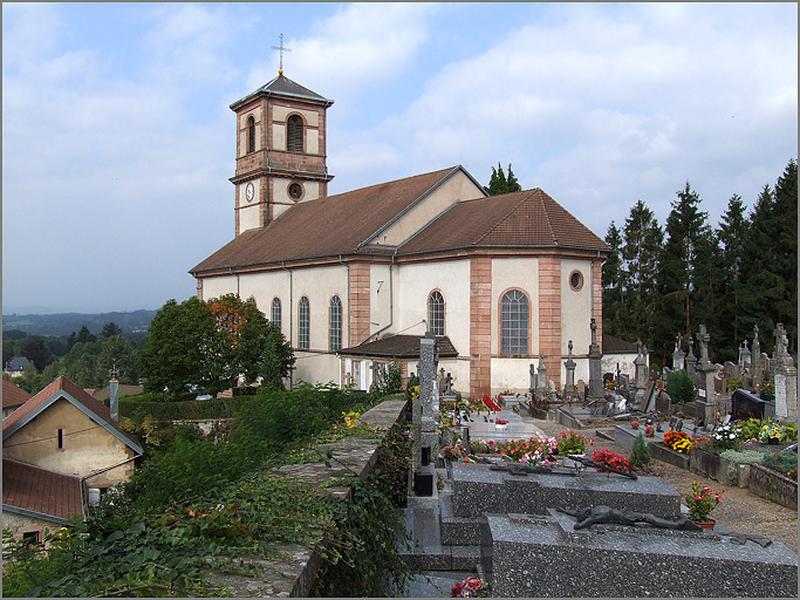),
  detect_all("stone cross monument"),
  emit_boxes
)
[564,340,577,399]
[588,318,604,399]
[685,335,697,379]
[697,324,718,423]
[672,333,685,371]
[634,340,648,403]
[772,323,797,421]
